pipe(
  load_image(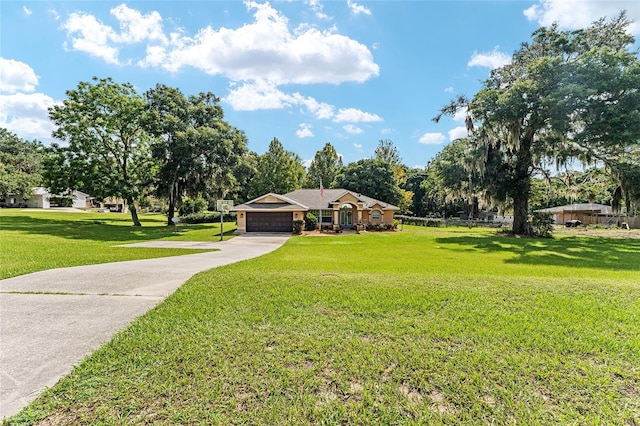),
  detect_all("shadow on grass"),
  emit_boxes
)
[435,234,640,272]
[0,214,201,243]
